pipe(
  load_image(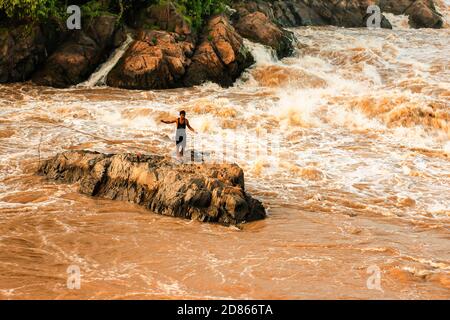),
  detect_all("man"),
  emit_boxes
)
[161,110,196,159]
